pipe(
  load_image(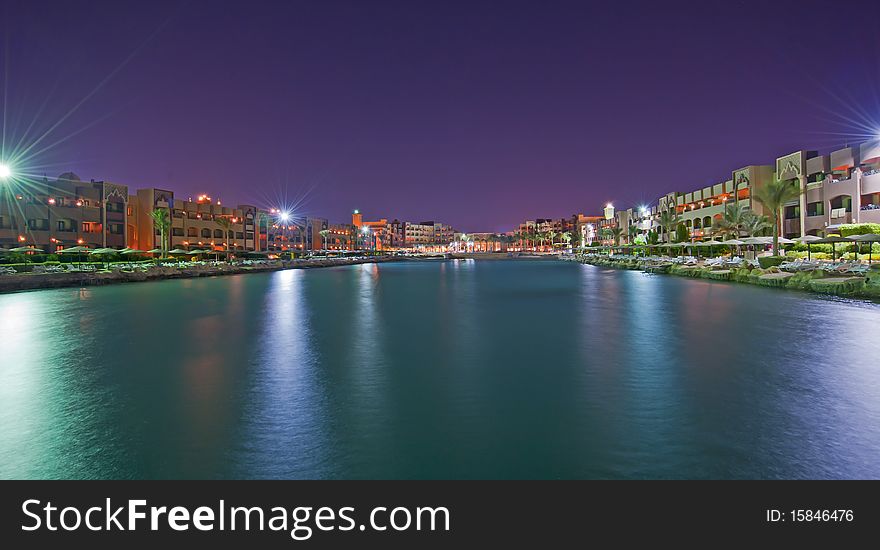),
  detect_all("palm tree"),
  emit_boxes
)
[712,201,749,241]
[658,208,679,244]
[753,178,804,256]
[536,231,548,250]
[319,229,330,250]
[627,224,639,244]
[741,210,770,237]
[610,226,624,246]
[547,230,557,248]
[560,231,572,249]
[216,216,232,257]
[150,207,170,257]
